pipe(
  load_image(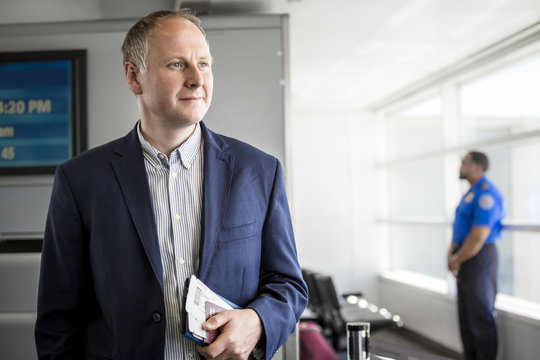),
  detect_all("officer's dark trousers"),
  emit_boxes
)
[457,243,498,360]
